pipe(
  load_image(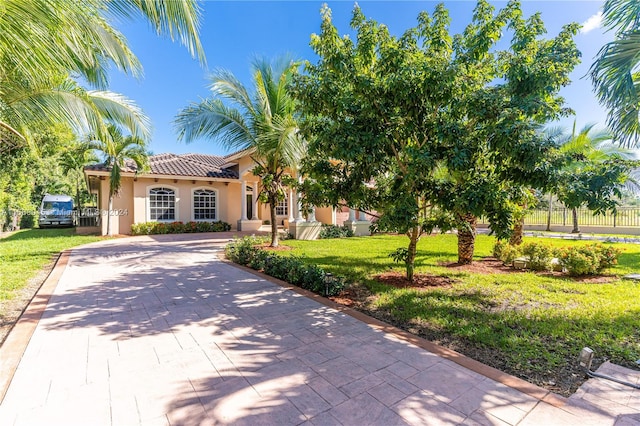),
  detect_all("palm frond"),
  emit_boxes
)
[174,98,254,150]
[104,0,206,65]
